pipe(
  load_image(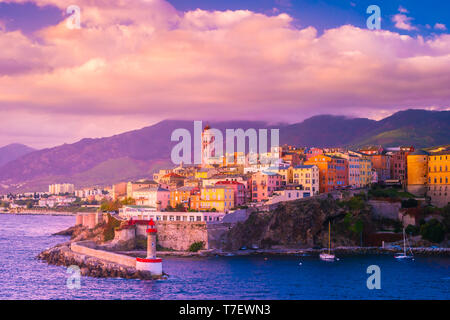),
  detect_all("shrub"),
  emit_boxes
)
[405,224,419,236]
[346,196,365,210]
[188,241,205,252]
[136,238,147,250]
[420,219,445,243]
[103,214,121,241]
